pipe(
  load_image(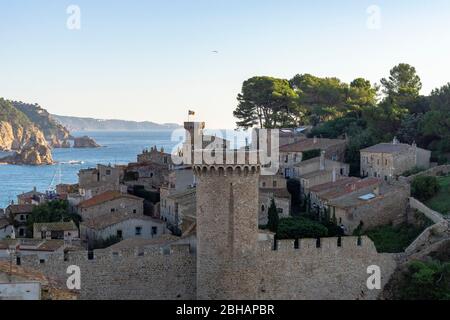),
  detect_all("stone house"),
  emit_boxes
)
[308,177,361,209]
[160,188,196,233]
[124,162,169,191]
[80,213,167,246]
[137,146,173,166]
[259,175,291,225]
[360,138,431,181]
[5,204,35,238]
[78,164,124,199]
[327,182,410,234]
[279,137,347,178]
[0,217,14,240]
[77,191,144,221]
[164,166,195,192]
[0,239,68,261]
[33,221,79,242]
[259,189,291,226]
[17,187,47,205]
[293,151,349,193]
